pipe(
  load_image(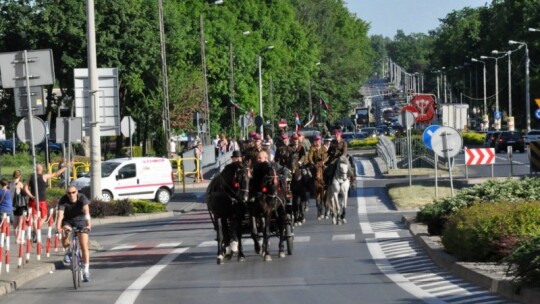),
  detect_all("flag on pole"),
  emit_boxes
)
[319,97,330,111]
[295,112,301,132]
